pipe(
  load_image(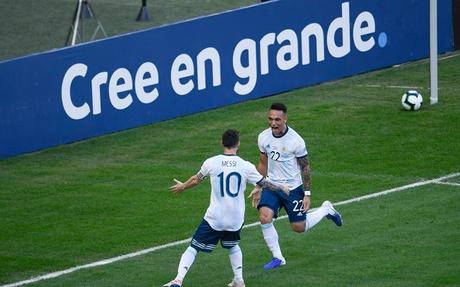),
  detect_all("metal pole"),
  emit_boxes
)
[71,0,83,45]
[430,0,438,105]
[136,0,151,21]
